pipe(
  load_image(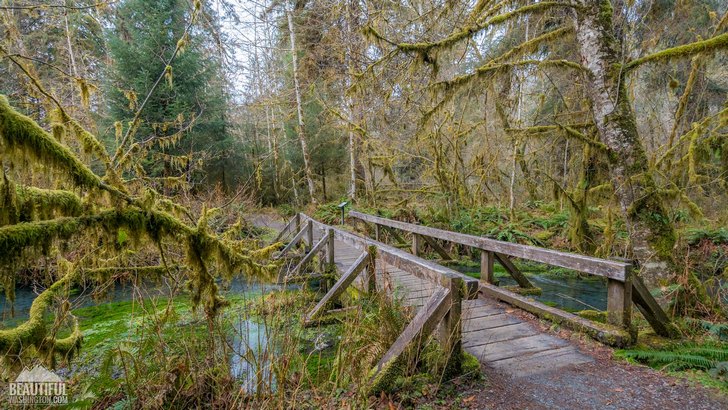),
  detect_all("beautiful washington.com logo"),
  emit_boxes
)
[7,364,68,406]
